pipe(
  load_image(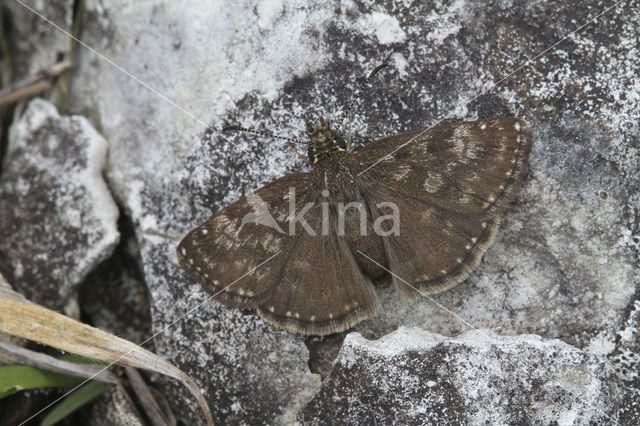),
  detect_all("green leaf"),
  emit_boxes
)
[57,353,108,365]
[0,365,85,399]
[40,381,105,426]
